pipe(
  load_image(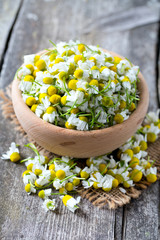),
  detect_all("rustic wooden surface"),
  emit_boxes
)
[0,0,160,239]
